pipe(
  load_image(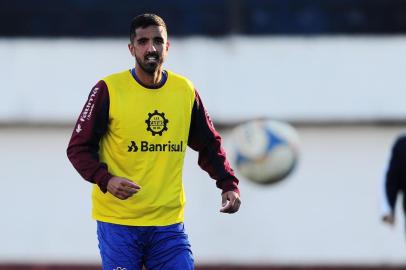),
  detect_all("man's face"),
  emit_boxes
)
[129,25,169,74]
